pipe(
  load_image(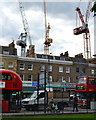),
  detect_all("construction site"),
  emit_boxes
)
[0,0,96,110]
